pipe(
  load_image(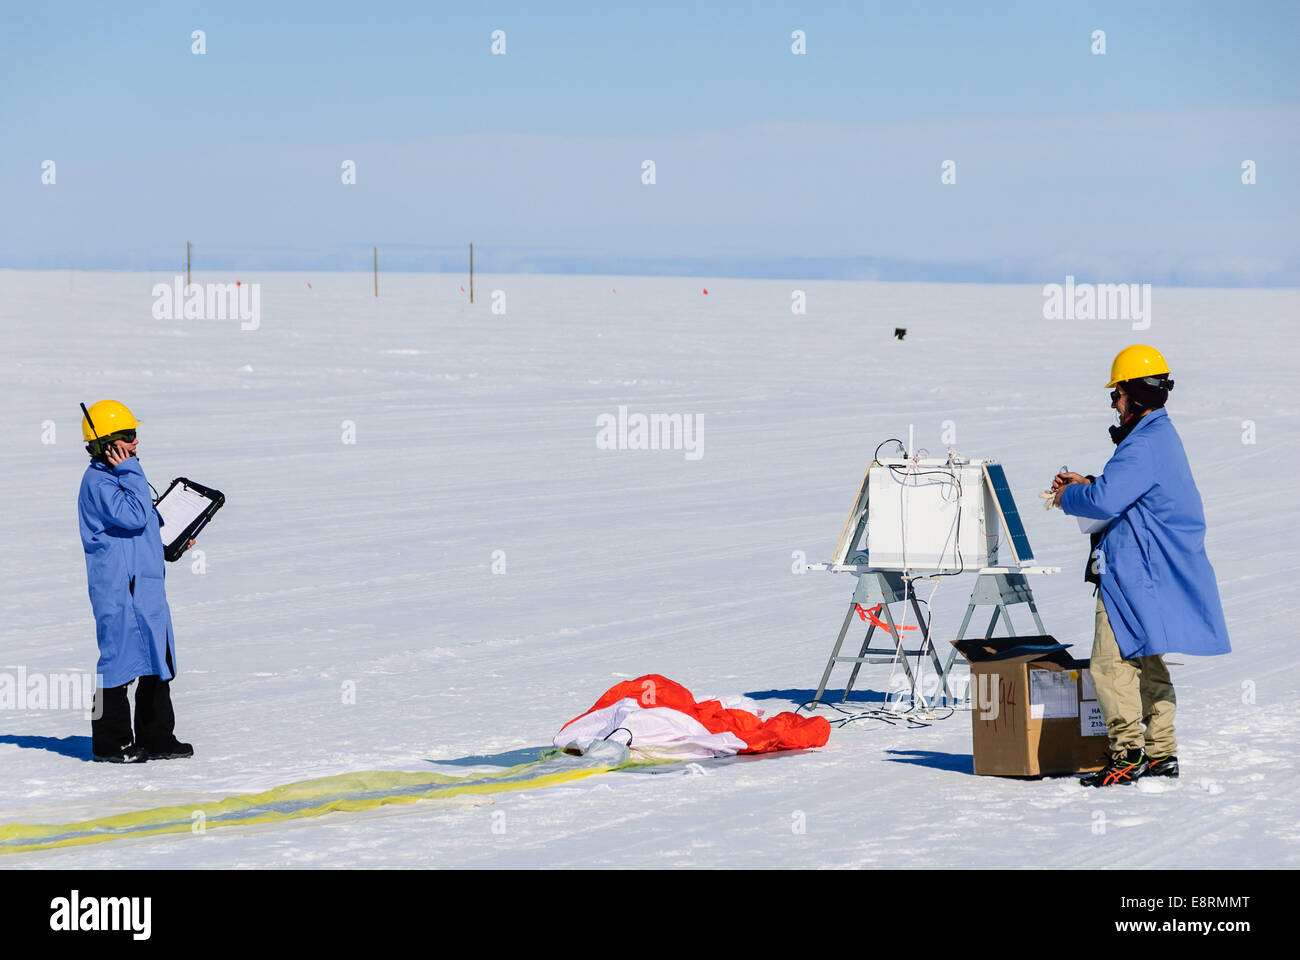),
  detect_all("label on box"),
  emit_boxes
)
[1029,668,1078,719]
[1081,668,1097,701]
[1080,700,1106,737]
